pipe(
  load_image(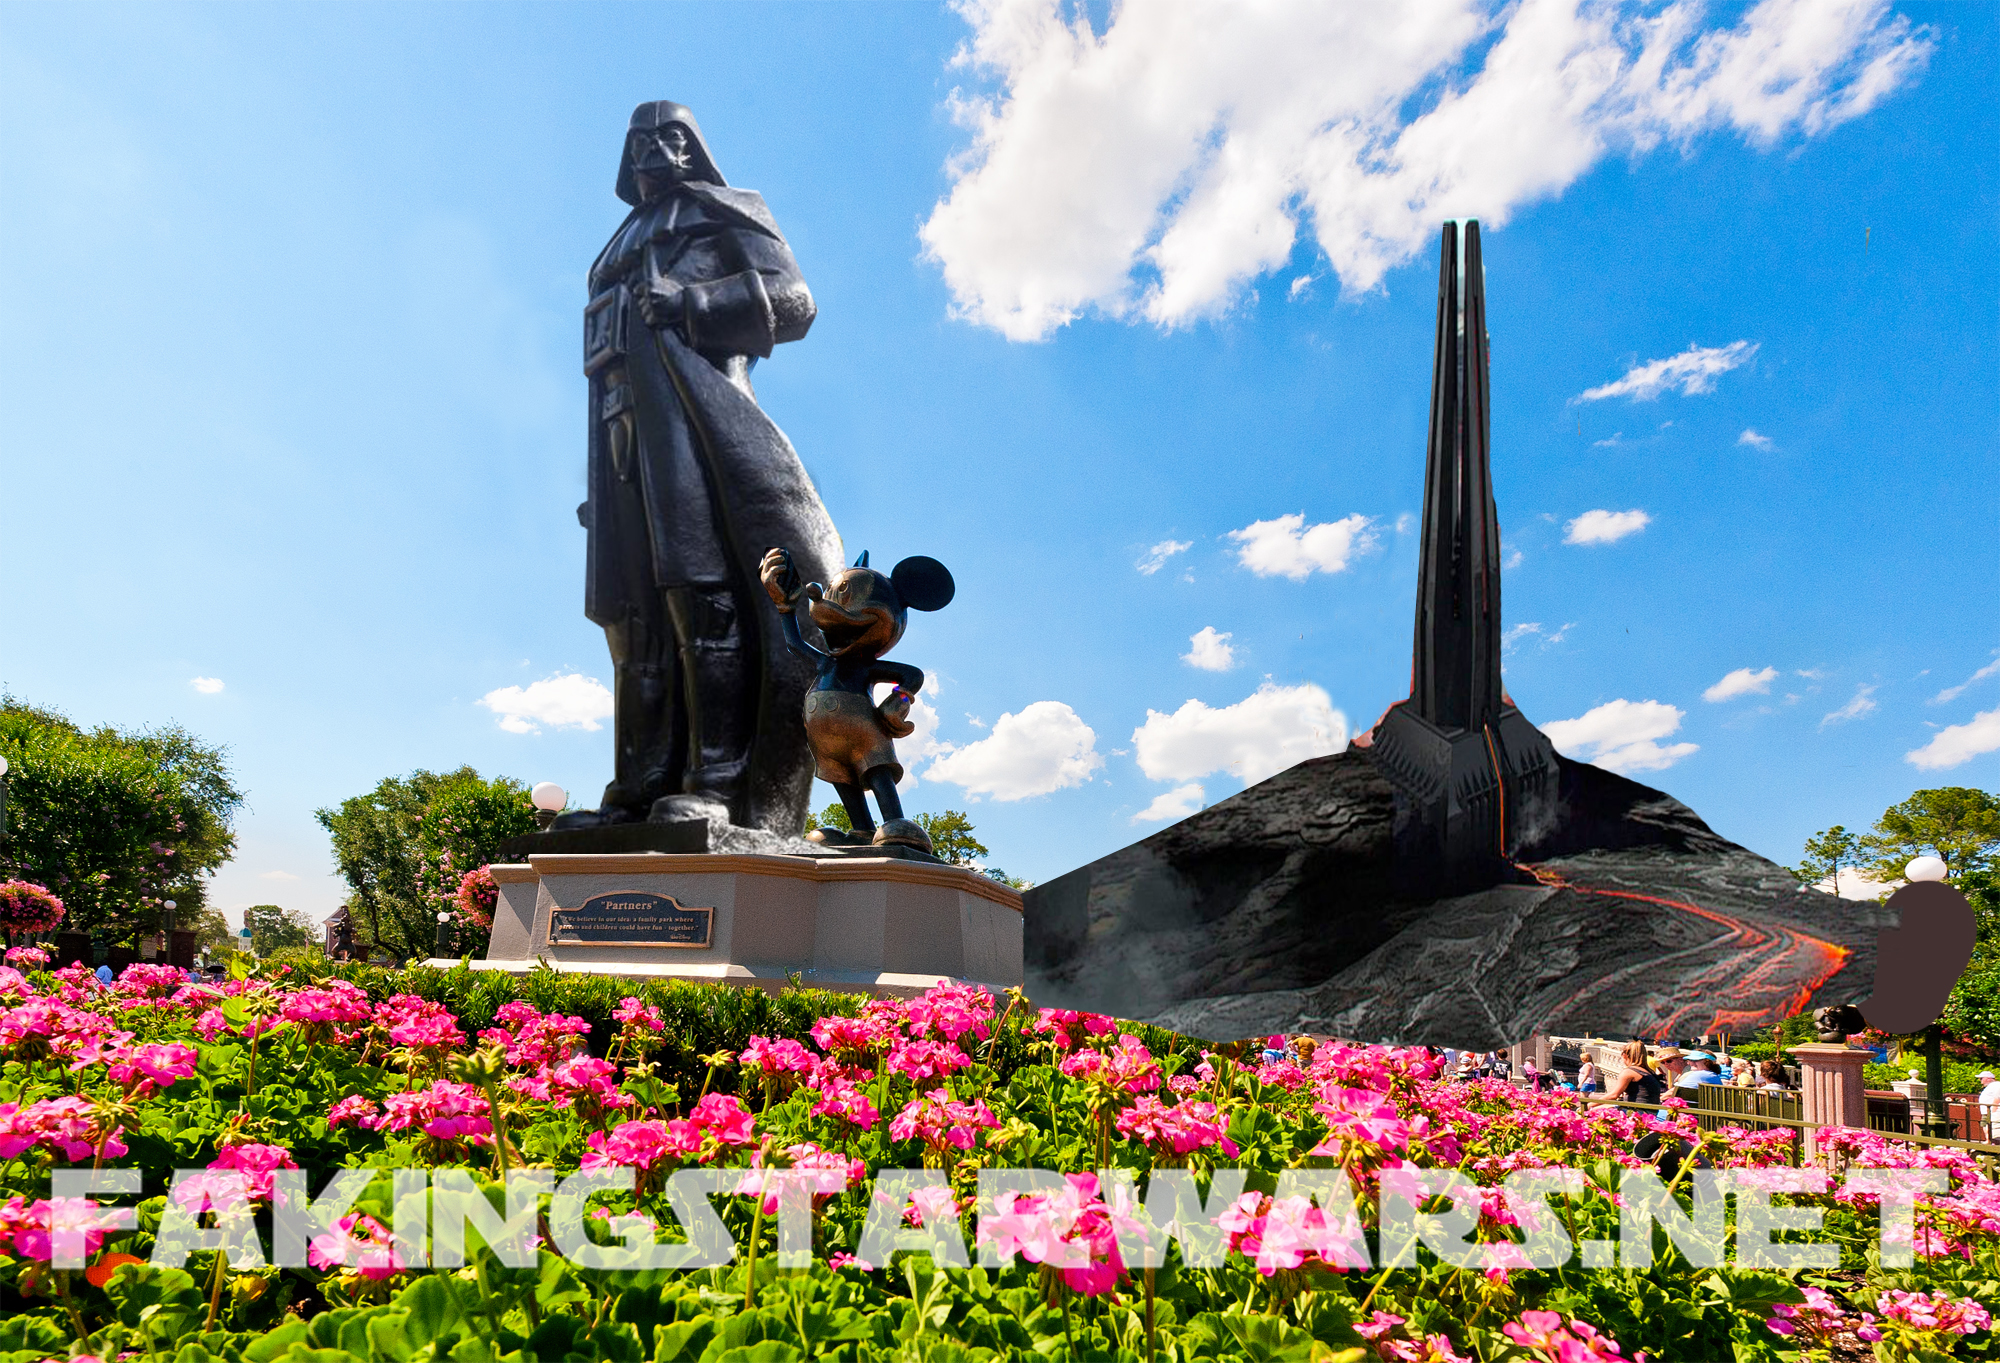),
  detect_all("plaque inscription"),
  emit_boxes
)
[547,892,715,949]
